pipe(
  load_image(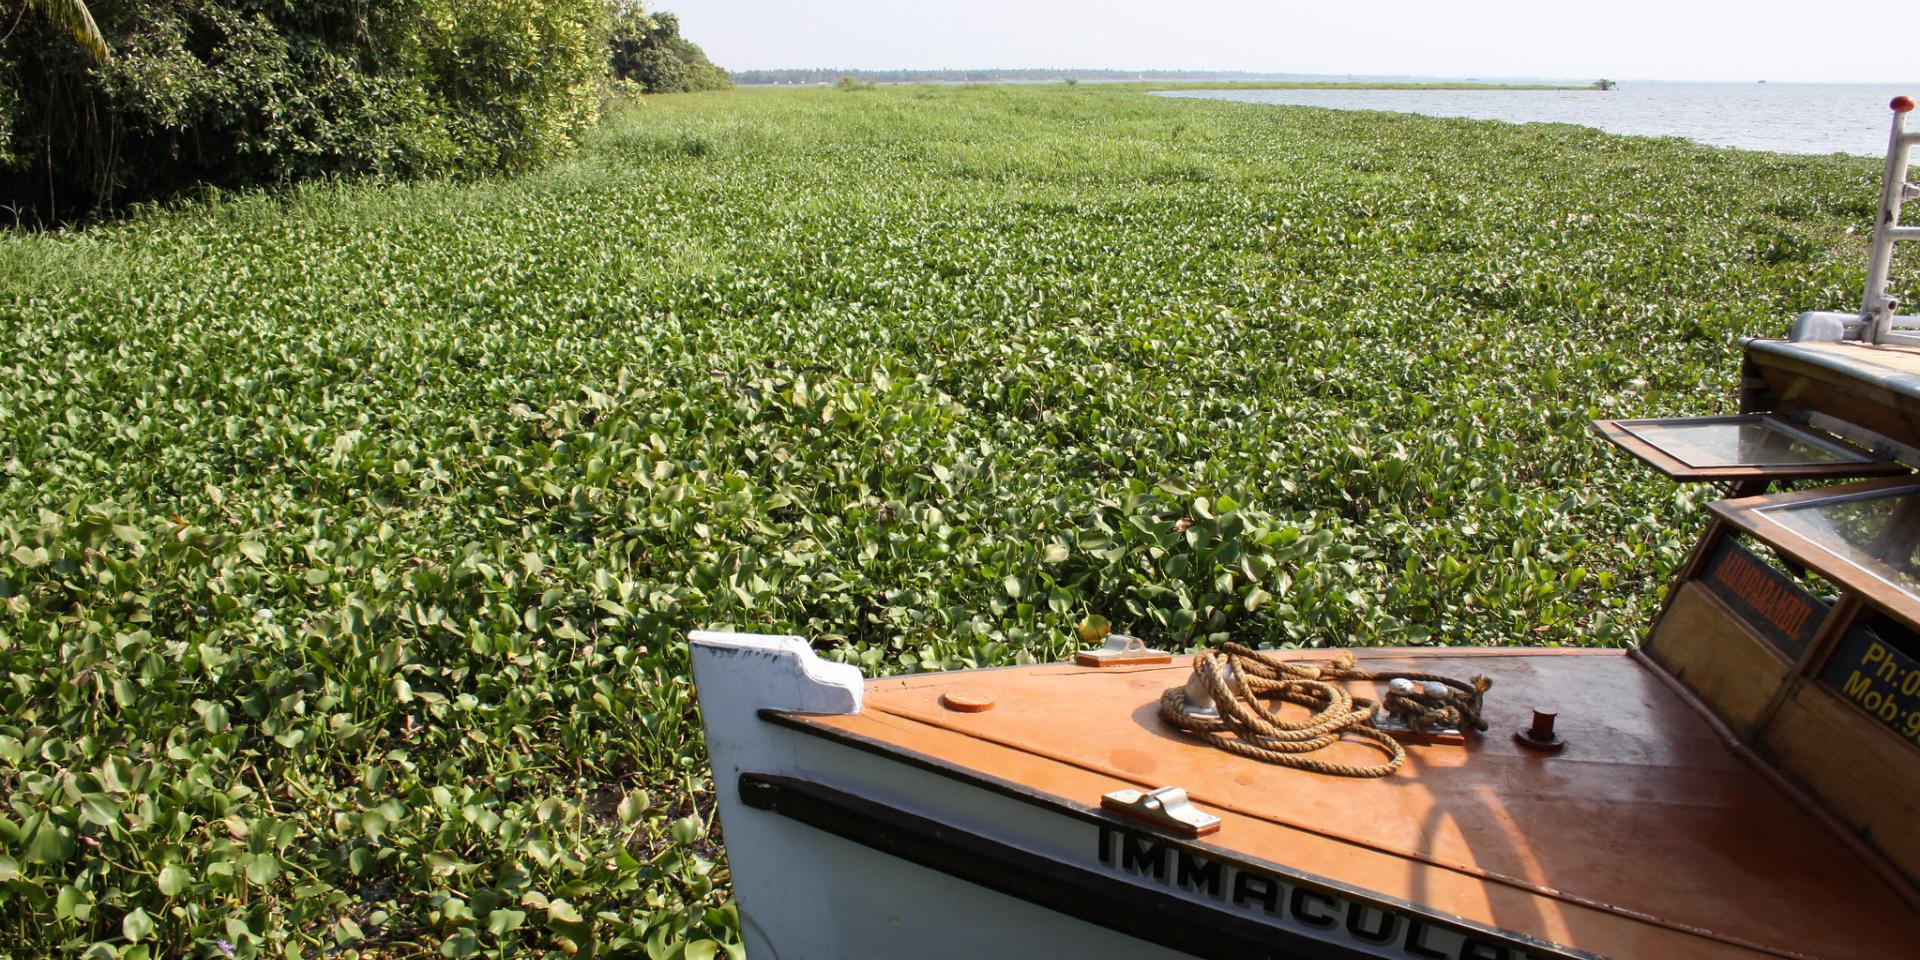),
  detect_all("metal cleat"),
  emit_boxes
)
[1177,662,1237,719]
[1379,677,1469,745]
[1101,786,1221,837]
[1075,632,1173,668]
